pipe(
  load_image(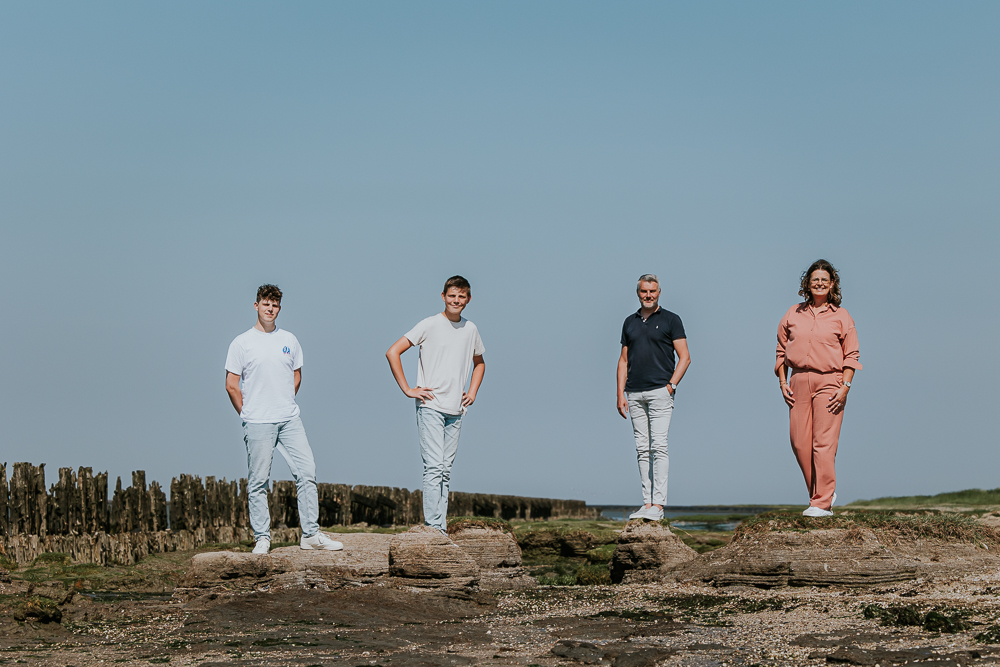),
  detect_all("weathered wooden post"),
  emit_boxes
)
[149,481,167,532]
[268,481,298,529]
[110,476,124,534]
[132,471,151,532]
[9,462,46,536]
[236,478,249,529]
[77,468,108,534]
[0,463,8,537]
[48,467,83,536]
